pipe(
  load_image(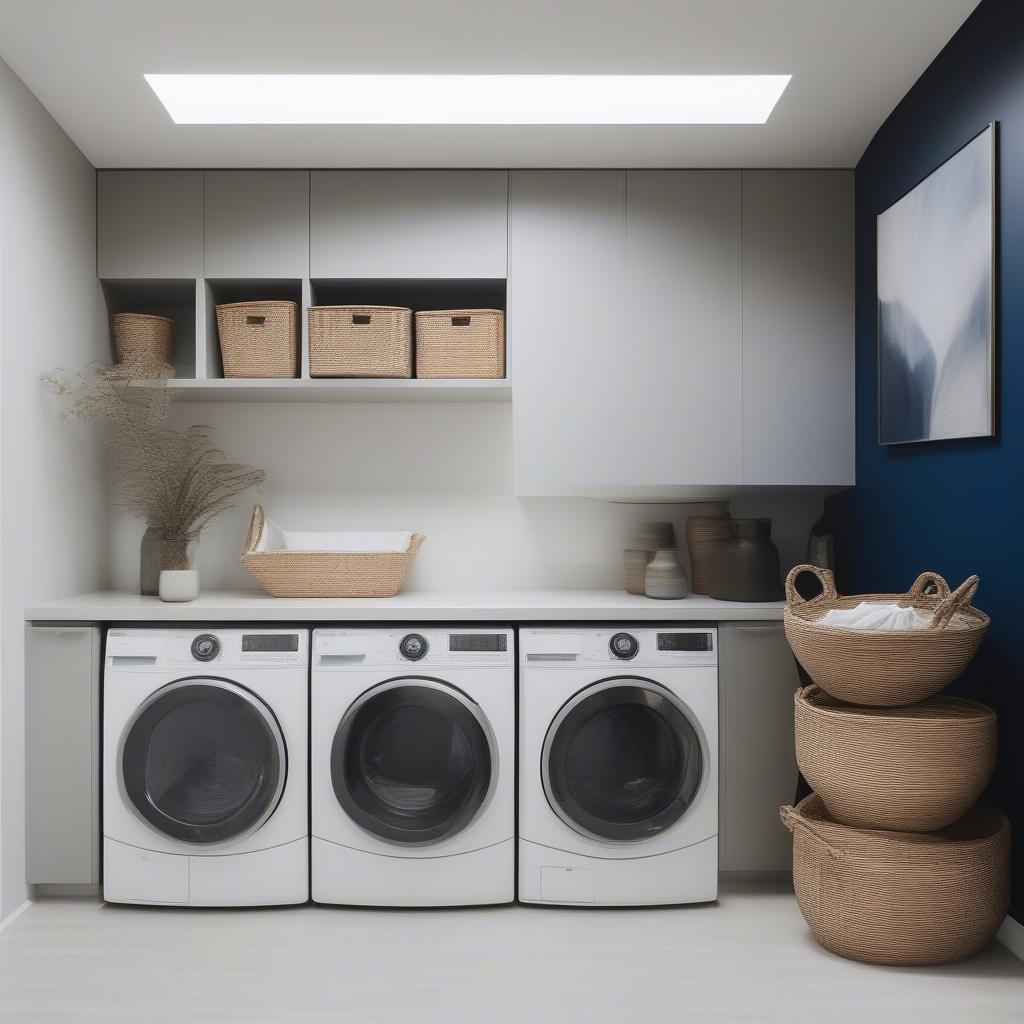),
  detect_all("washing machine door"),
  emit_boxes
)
[331,678,495,846]
[119,677,287,845]
[541,677,704,843]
